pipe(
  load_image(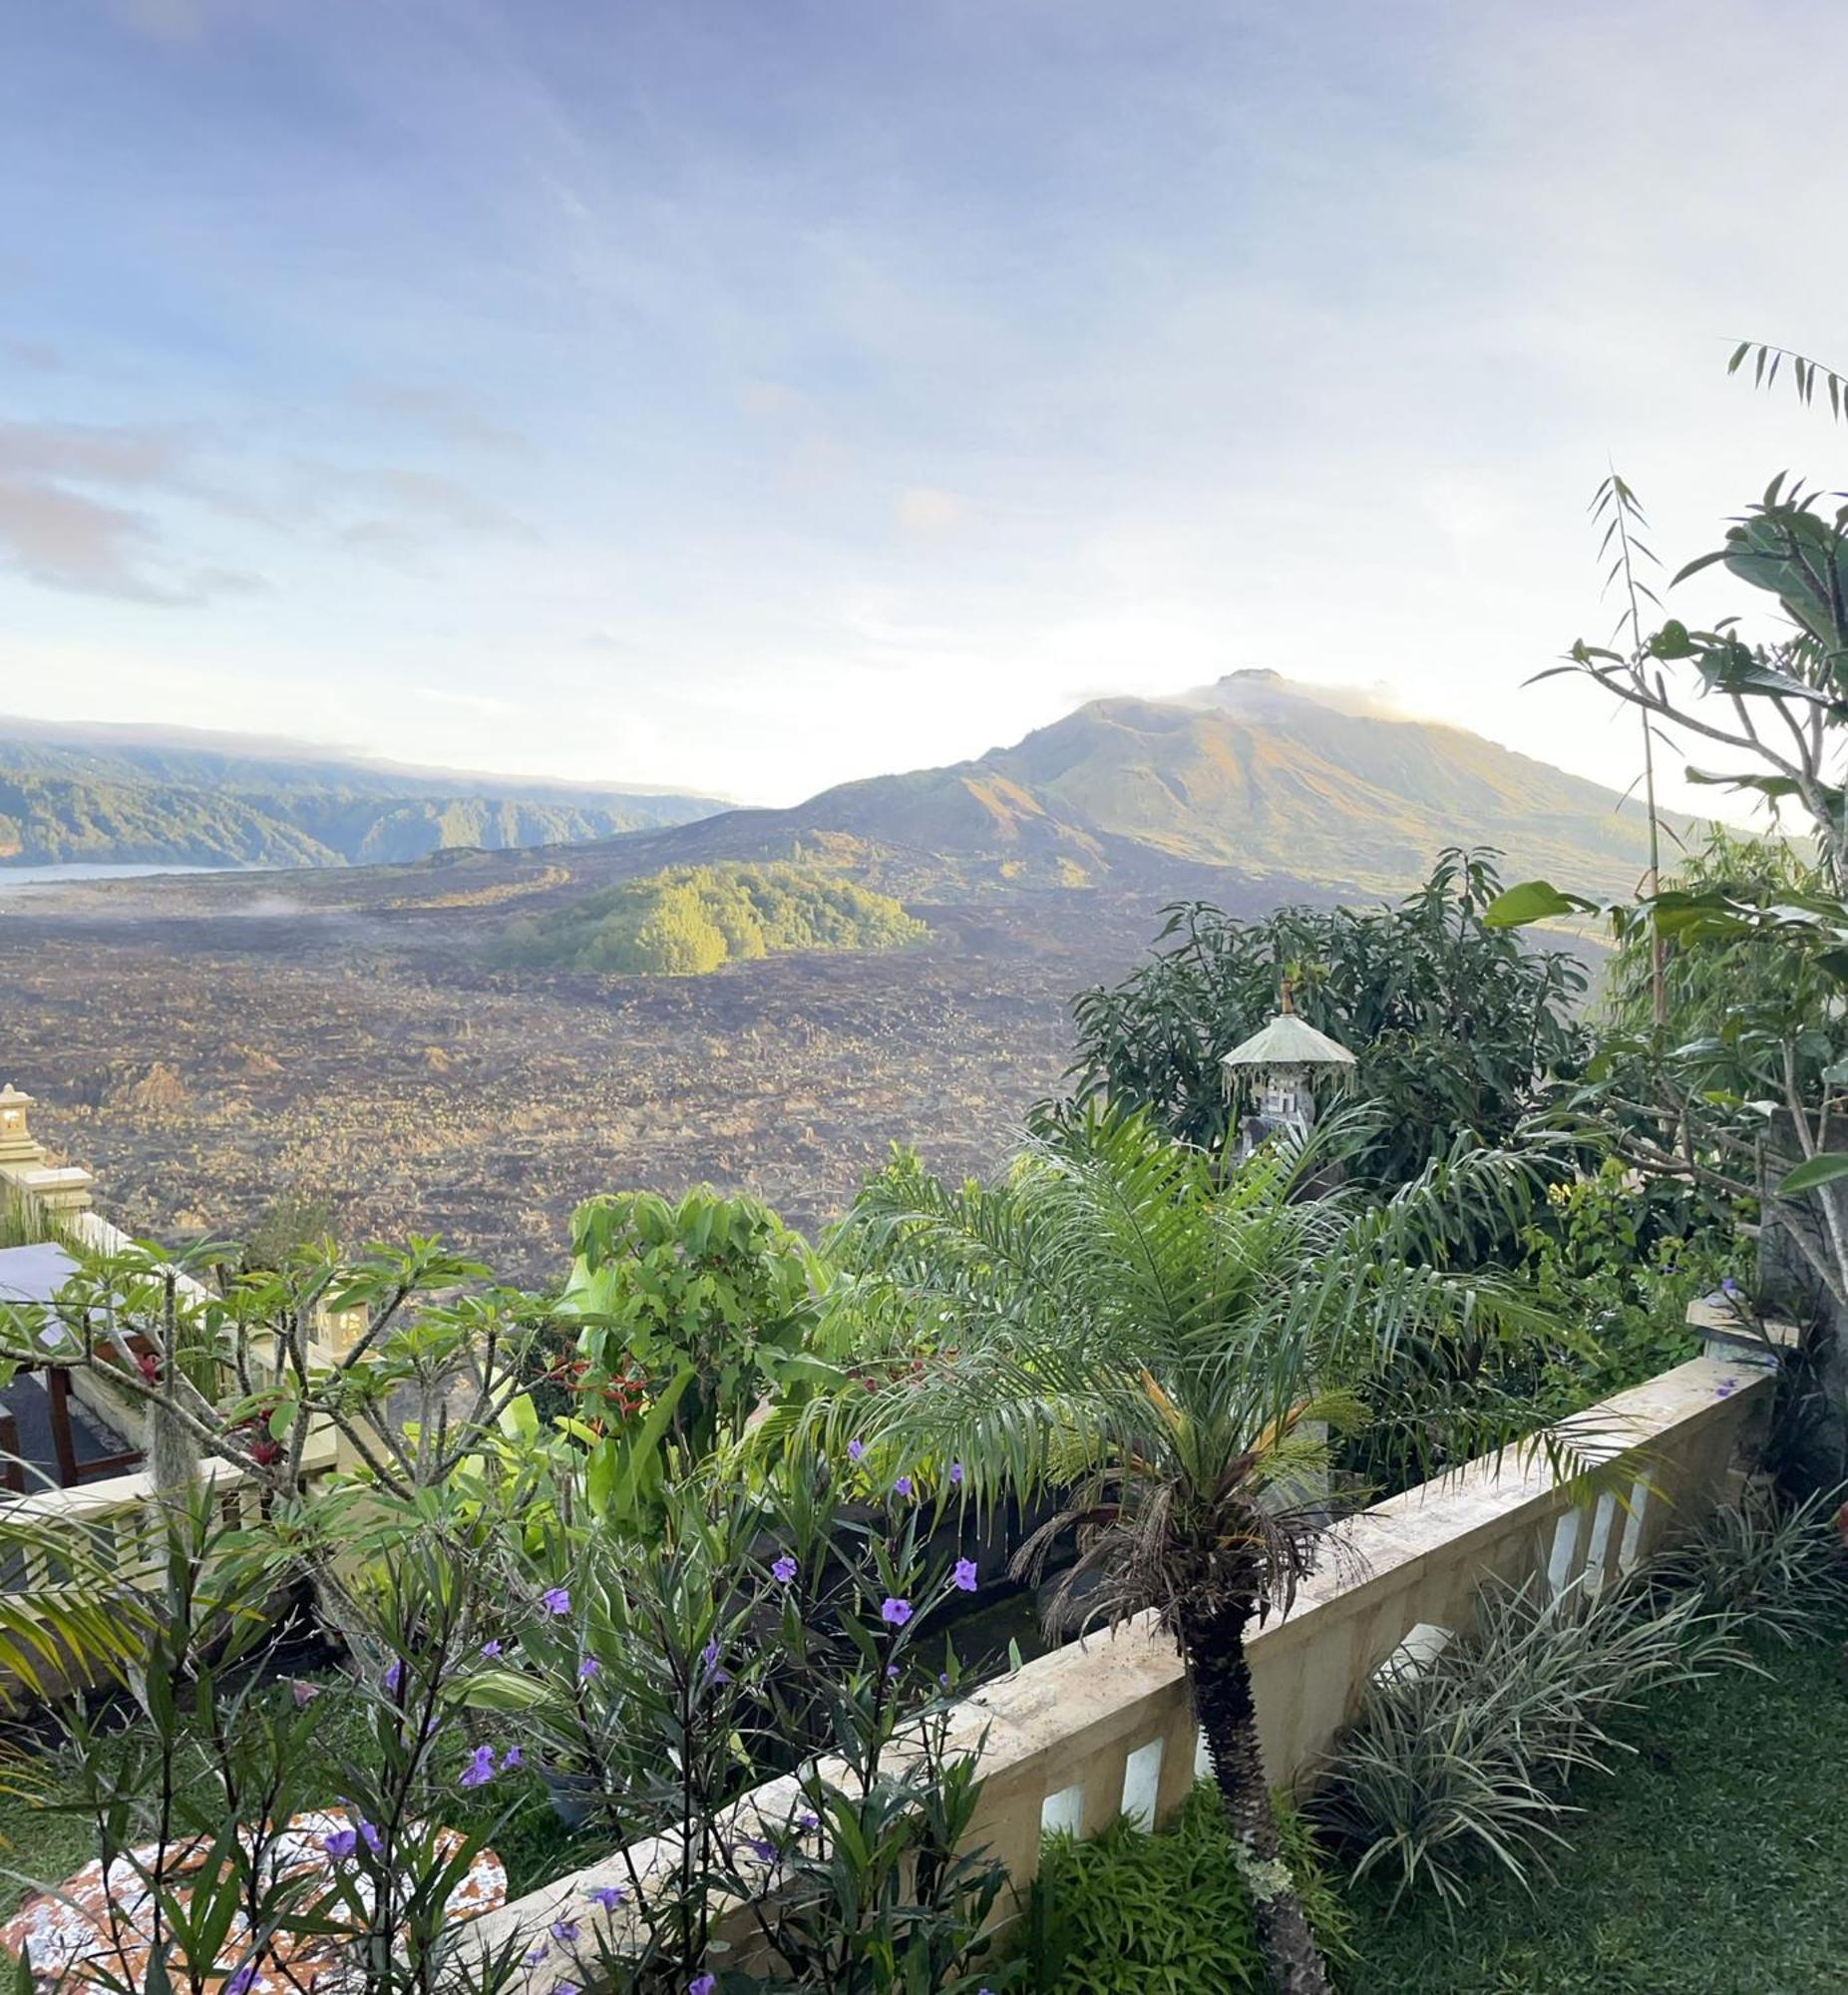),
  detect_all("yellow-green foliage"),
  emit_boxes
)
[1023,1785,1352,1995]
[503,862,927,976]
